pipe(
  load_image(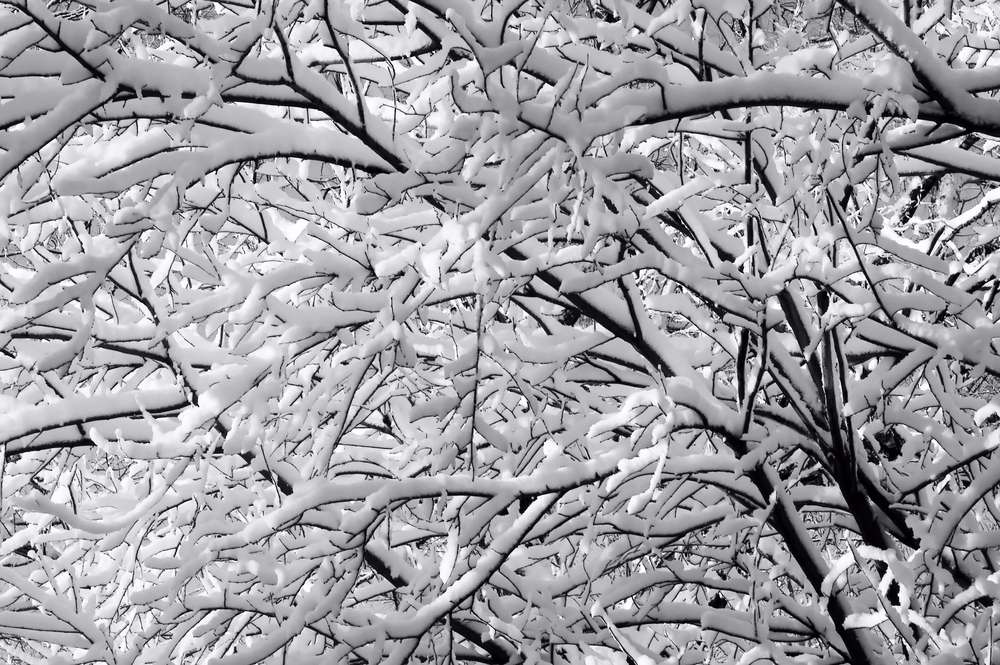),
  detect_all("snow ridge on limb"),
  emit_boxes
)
[2,0,1000,663]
